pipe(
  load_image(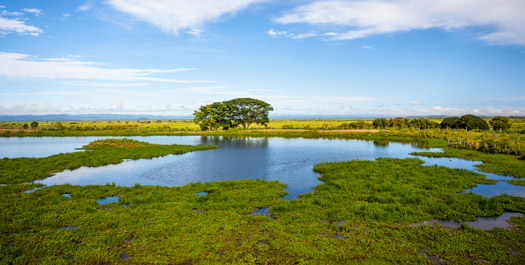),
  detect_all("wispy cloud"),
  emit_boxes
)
[0,102,197,115]
[0,52,211,83]
[108,0,265,35]
[1,10,23,16]
[267,28,317,39]
[274,0,525,46]
[409,101,422,106]
[77,4,91,12]
[22,8,41,16]
[64,82,149,87]
[0,10,43,36]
